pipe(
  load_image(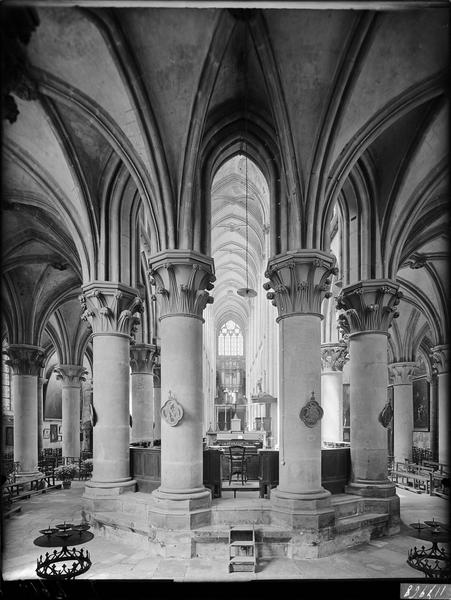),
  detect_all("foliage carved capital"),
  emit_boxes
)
[263,250,338,319]
[321,341,349,372]
[130,344,159,375]
[430,344,449,374]
[336,279,402,335]
[3,344,45,376]
[148,250,215,320]
[80,282,144,337]
[54,364,87,386]
[388,362,416,386]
